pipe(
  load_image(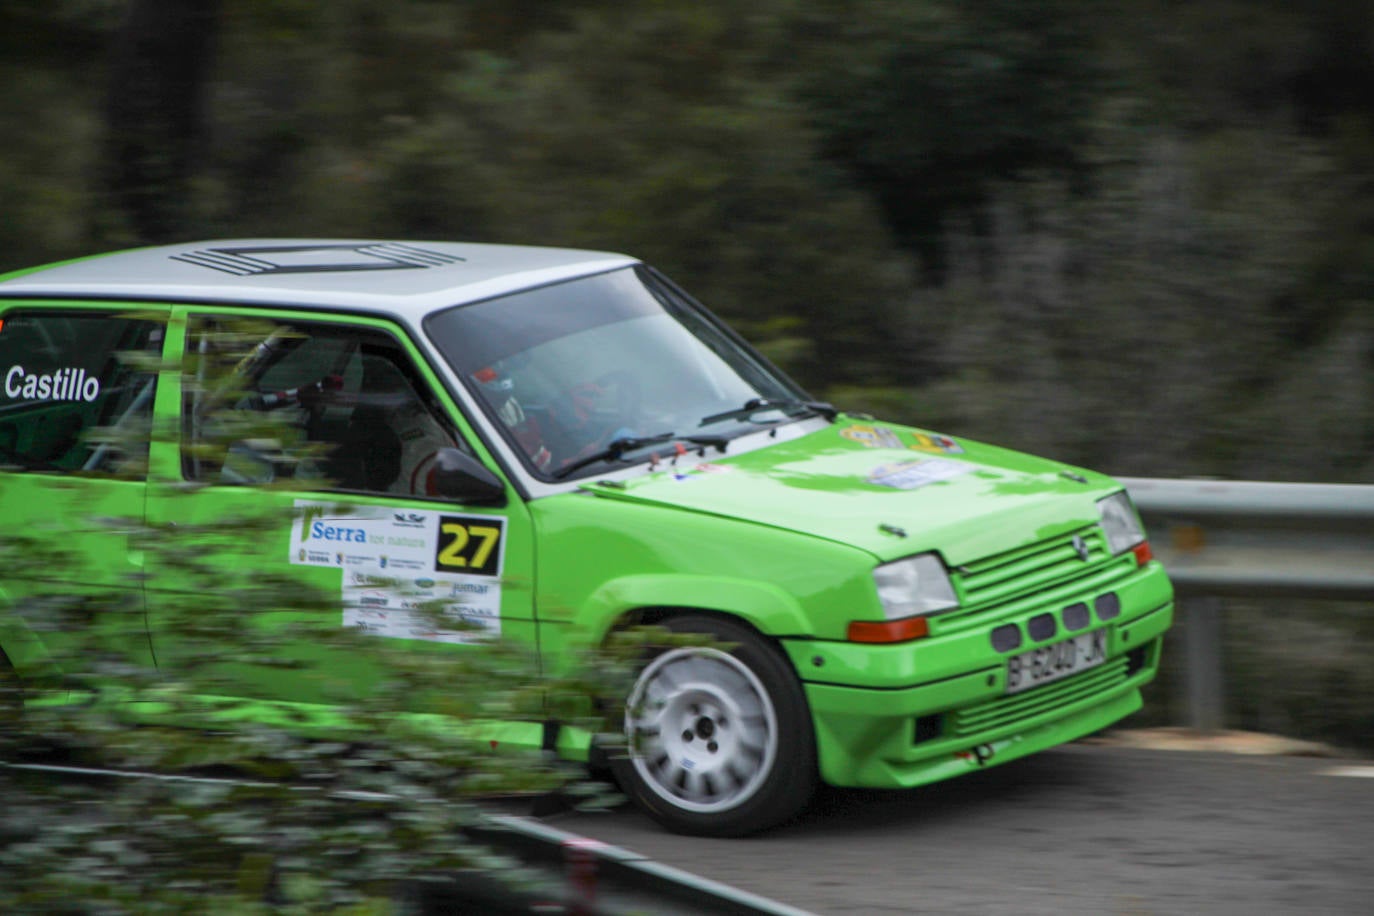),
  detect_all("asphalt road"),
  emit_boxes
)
[505,741,1374,915]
